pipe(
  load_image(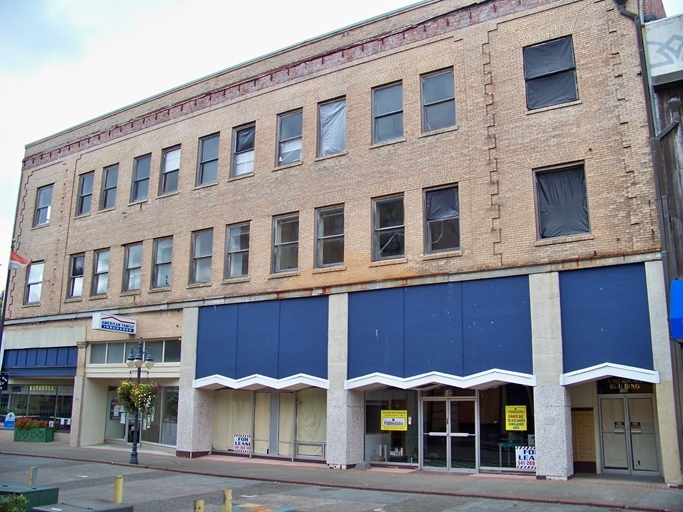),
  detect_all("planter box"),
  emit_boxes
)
[13,428,54,443]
